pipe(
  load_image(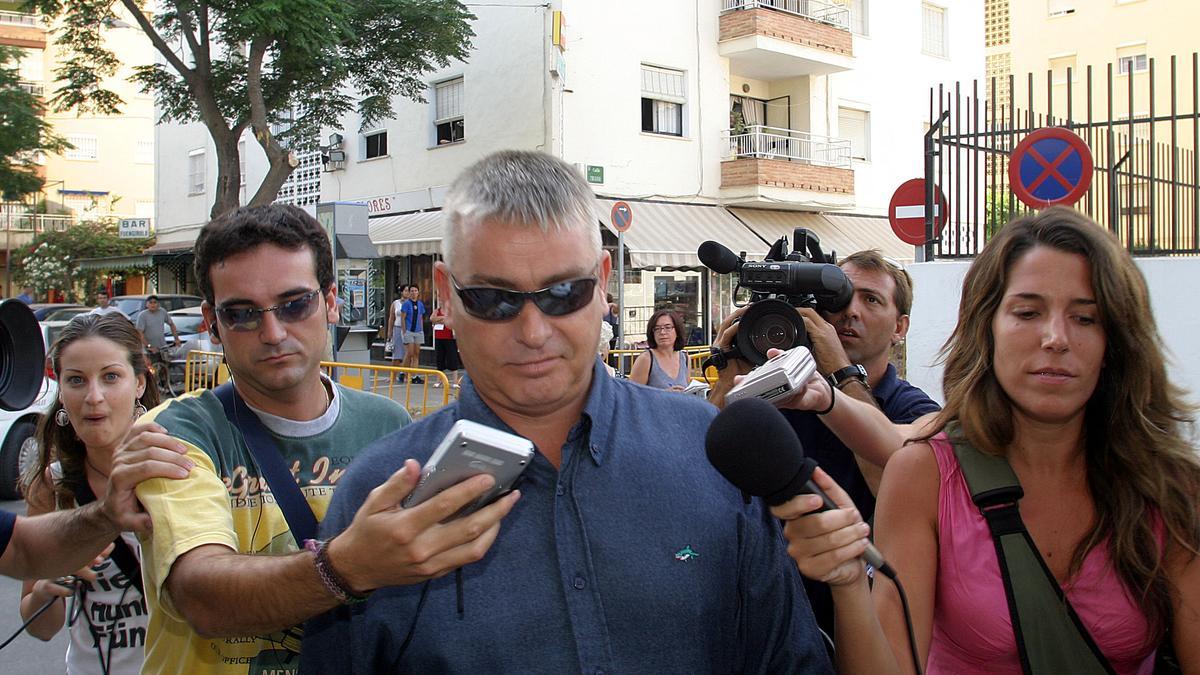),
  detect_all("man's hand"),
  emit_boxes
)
[770,468,870,587]
[757,347,835,413]
[797,308,851,375]
[103,423,193,533]
[328,459,521,593]
[708,307,754,408]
